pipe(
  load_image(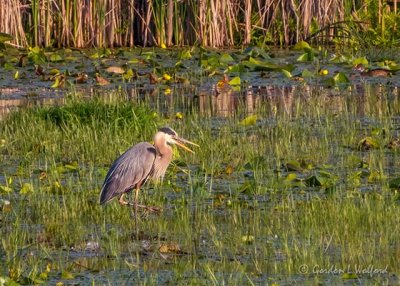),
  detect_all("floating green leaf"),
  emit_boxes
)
[285,160,304,172]
[330,53,350,64]
[301,68,314,78]
[341,273,358,279]
[61,271,74,279]
[333,72,350,84]
[123,69,135,80]
[297,50,314,62]
[4,62,15,70]
[28,47,47,64]
[305,170,336,188]
[49,53,63,62]
[285,173,298,182]
[240,115,257,126]
[242,57,281,71]
[243,46,271,59]
[281,69,292,78]
[219,53,235,64]
[352,57,369,67]
[293,41,312,51]
[179,49,192,60]
[228,76,241,86]
[0,185,13,193]
[227,64,245,73]
[128,58,140,64]
[20,183,33,194]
